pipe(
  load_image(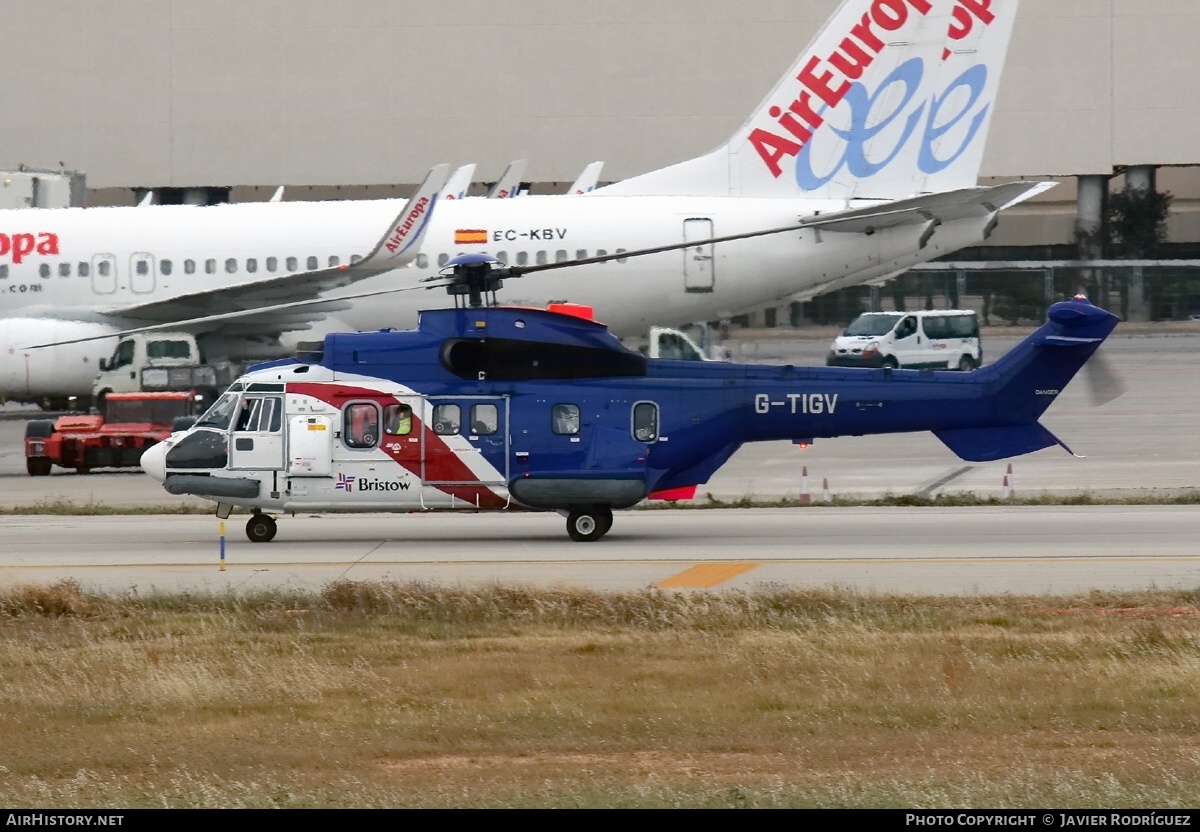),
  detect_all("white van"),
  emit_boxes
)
[826,310,981,370]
